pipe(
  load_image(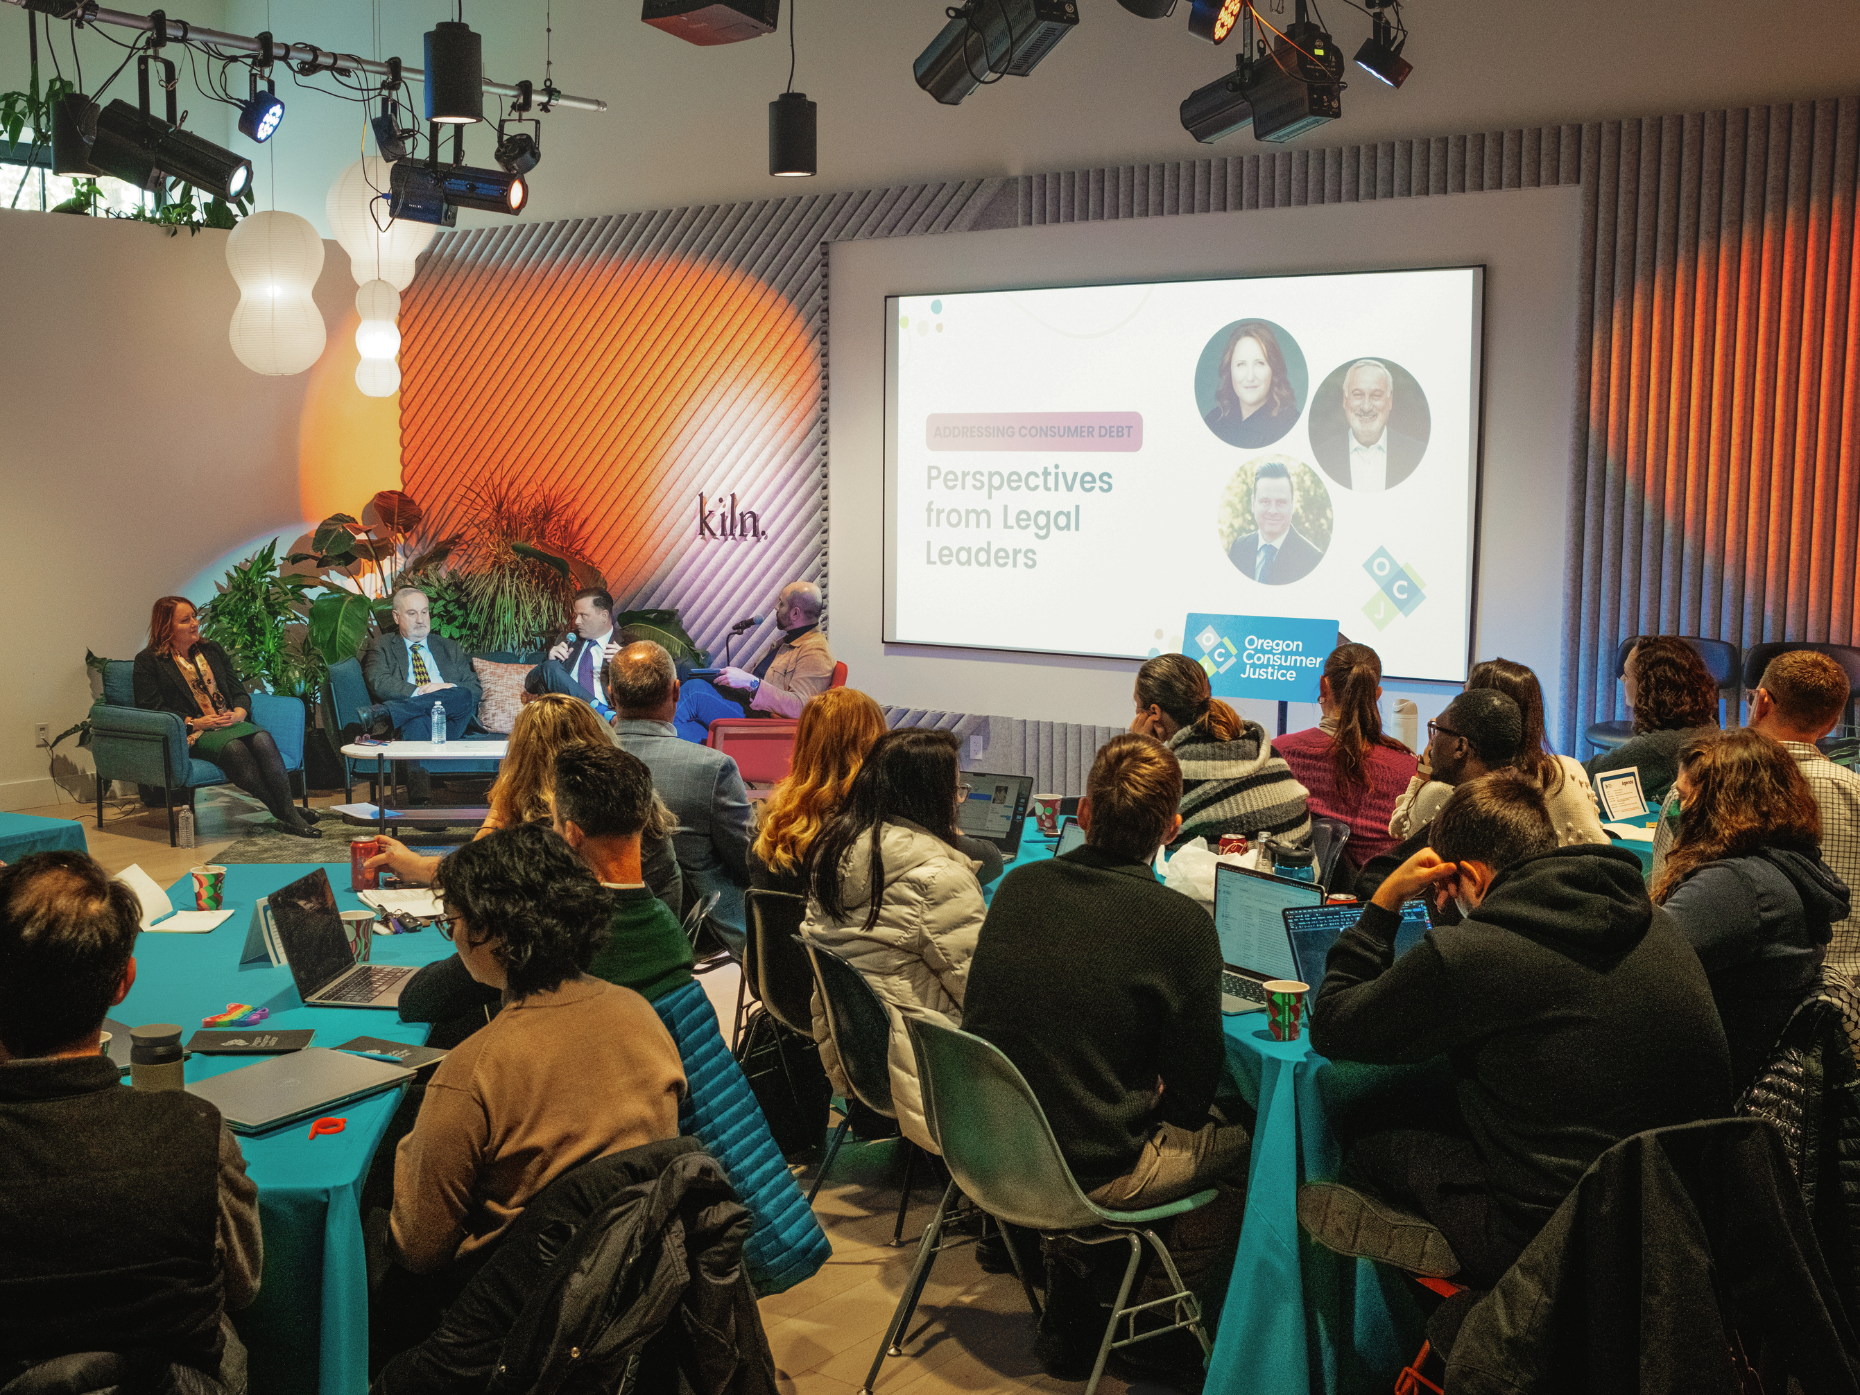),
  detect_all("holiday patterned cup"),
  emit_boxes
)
[1262,980,1311,1042]
[190,865,226,911]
